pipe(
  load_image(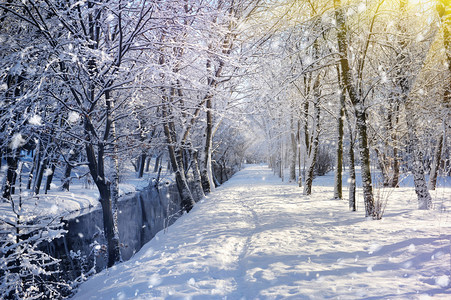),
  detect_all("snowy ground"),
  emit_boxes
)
[0,161,166,221]
[73,165,451,300]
